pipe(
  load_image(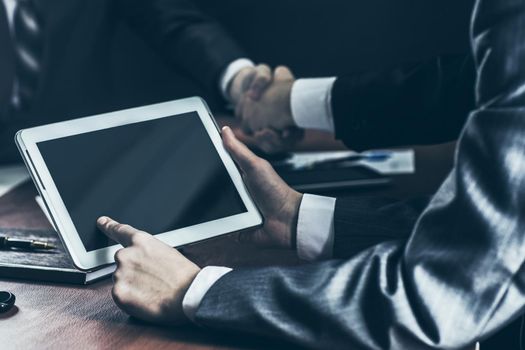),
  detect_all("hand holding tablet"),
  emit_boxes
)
[221,126,303,249]
[91,127,304,325]
[16,98,262,270]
